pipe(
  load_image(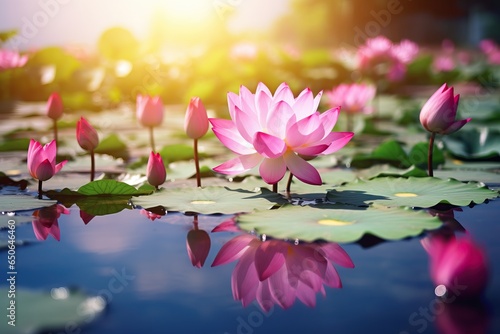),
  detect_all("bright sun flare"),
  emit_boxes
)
[156,0,214,23]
